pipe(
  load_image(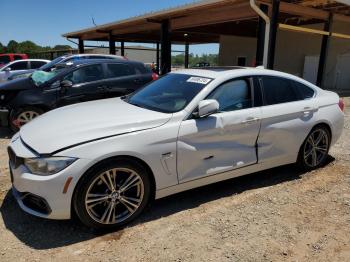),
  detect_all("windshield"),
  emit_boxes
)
[127,73,212,113]
[39,56,66,71]
[30,68,64,86]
